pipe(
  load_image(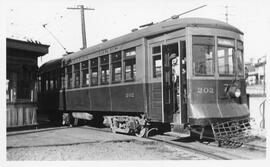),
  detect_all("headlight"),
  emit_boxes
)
[235,88,241,98]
